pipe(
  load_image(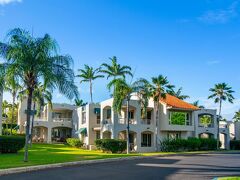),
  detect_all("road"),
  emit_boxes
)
[1,152,240,180]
